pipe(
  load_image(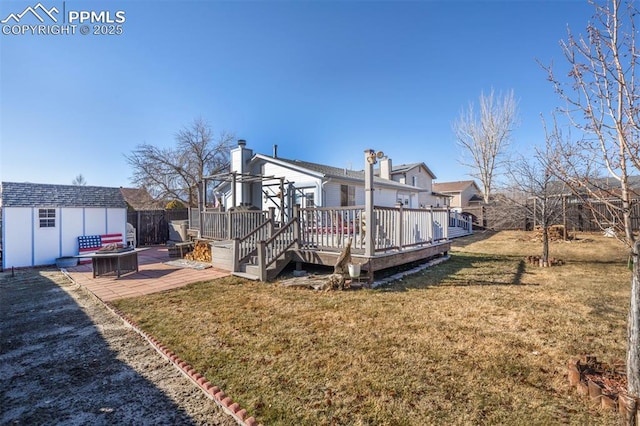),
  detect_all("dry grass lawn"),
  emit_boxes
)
[112,230,631,425]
